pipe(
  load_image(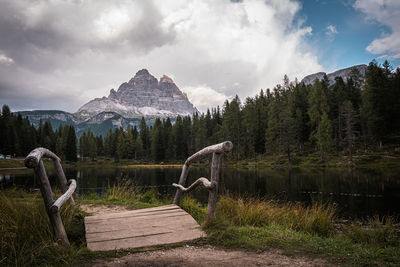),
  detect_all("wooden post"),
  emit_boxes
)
[173,164,189,205]
[53,159,75,205]
[173,141,233,205]
[207,153,221,220]
[35,161,70,246]
[25,147,76,246]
